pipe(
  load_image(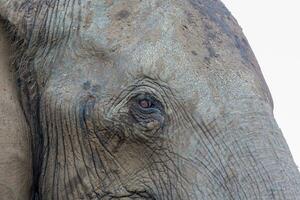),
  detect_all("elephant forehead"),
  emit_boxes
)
[18,0,271,109]
[79,1,197,63]
[75,1,271,105]
[78,0,244,69]
[78,0,214,81]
